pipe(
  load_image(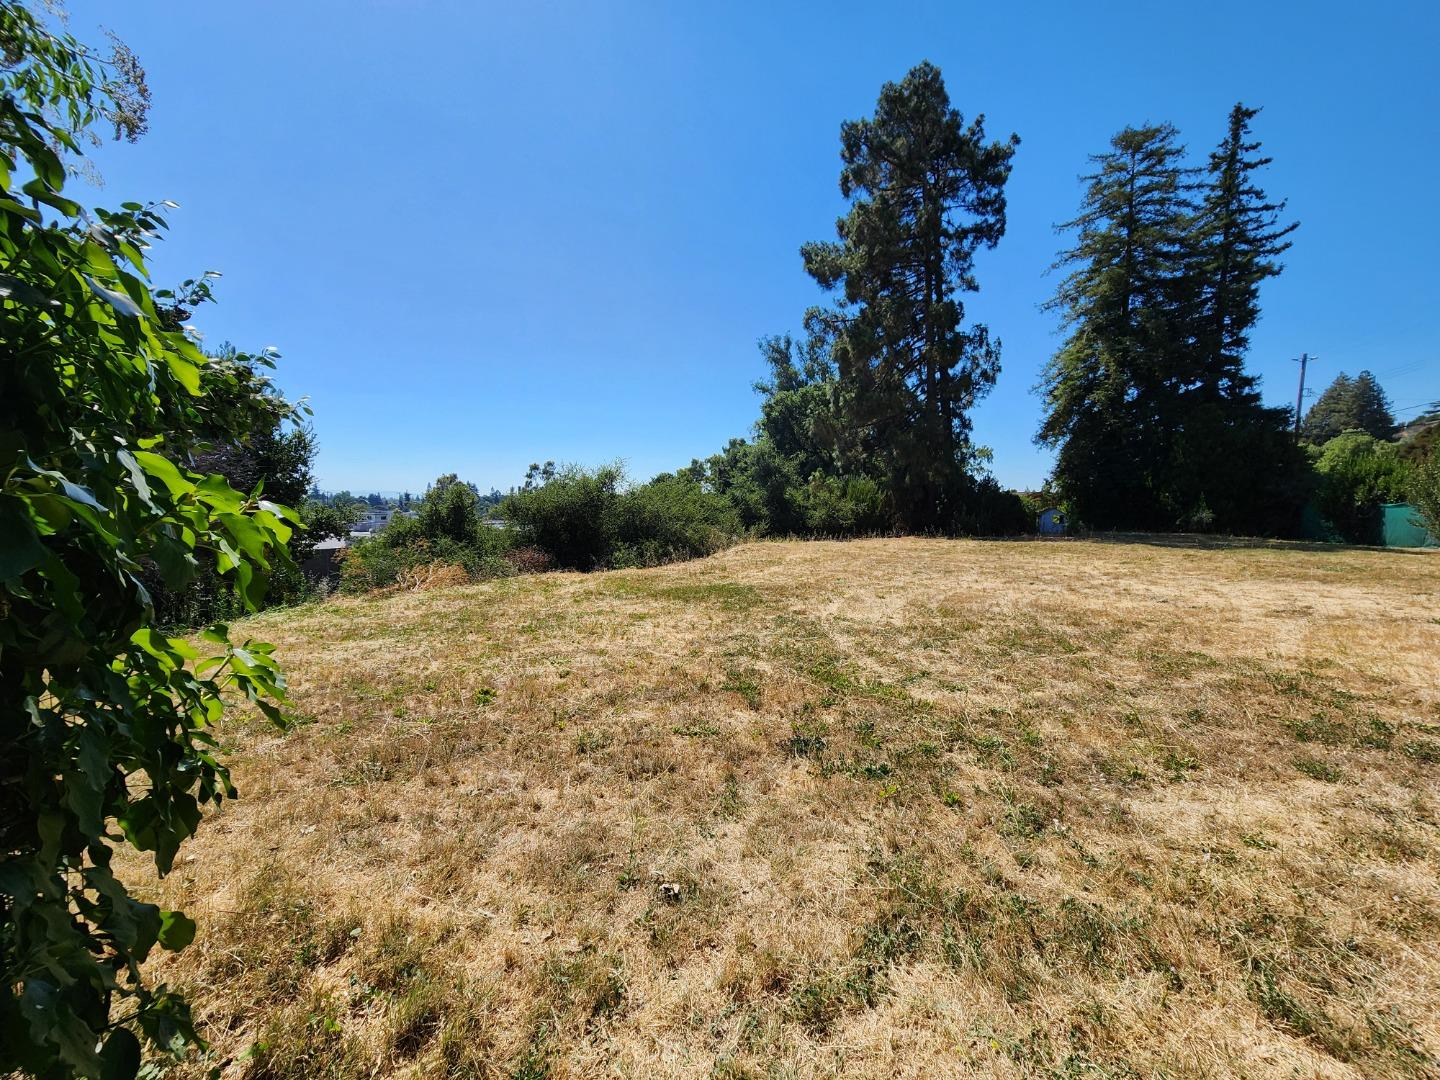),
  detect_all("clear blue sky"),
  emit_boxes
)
[67,0,1438,494]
